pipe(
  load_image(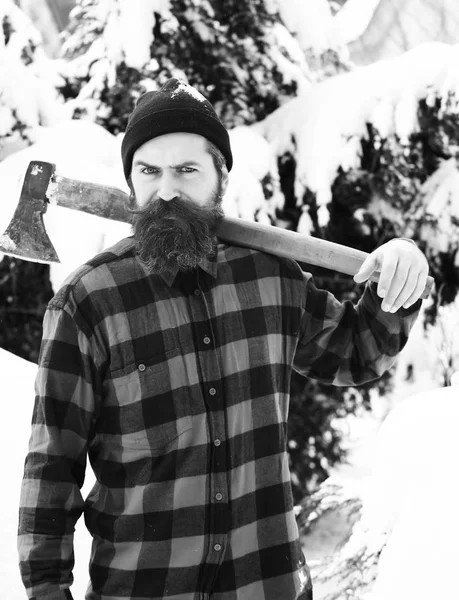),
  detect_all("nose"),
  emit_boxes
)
[158,172,179,202]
